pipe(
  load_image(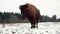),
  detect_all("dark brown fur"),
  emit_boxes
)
[19,3,40,28]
